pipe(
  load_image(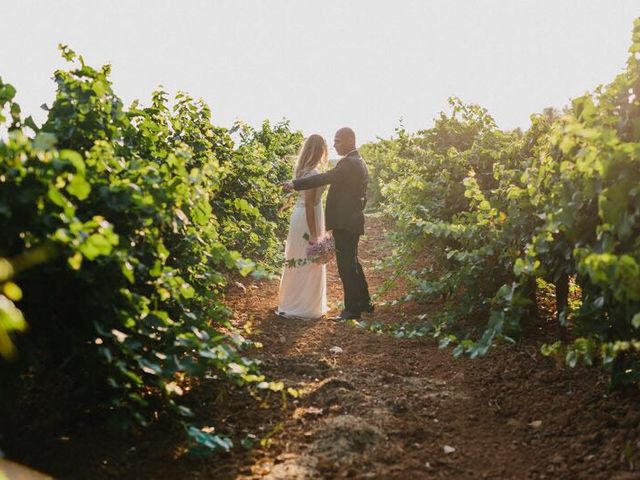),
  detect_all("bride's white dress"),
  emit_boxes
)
[277,169,328,319]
